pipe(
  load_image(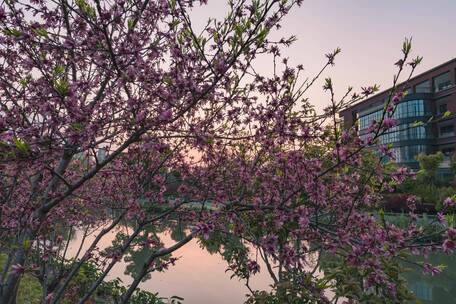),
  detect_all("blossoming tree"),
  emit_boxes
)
[0,0,453,303]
